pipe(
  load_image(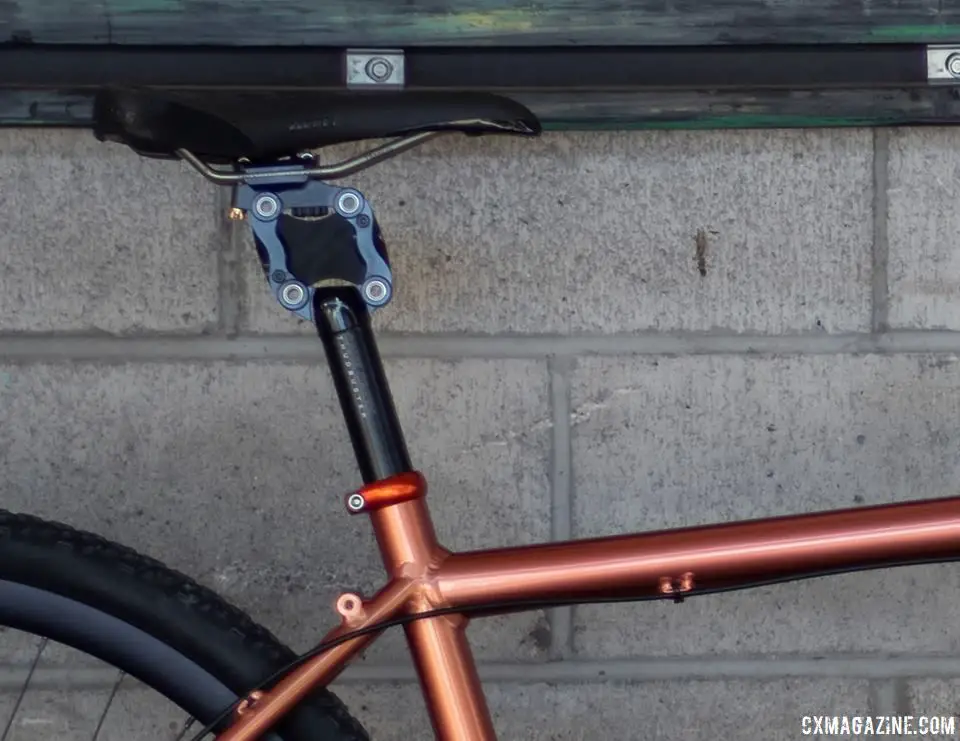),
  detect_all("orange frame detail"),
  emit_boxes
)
[217,471,960,741]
